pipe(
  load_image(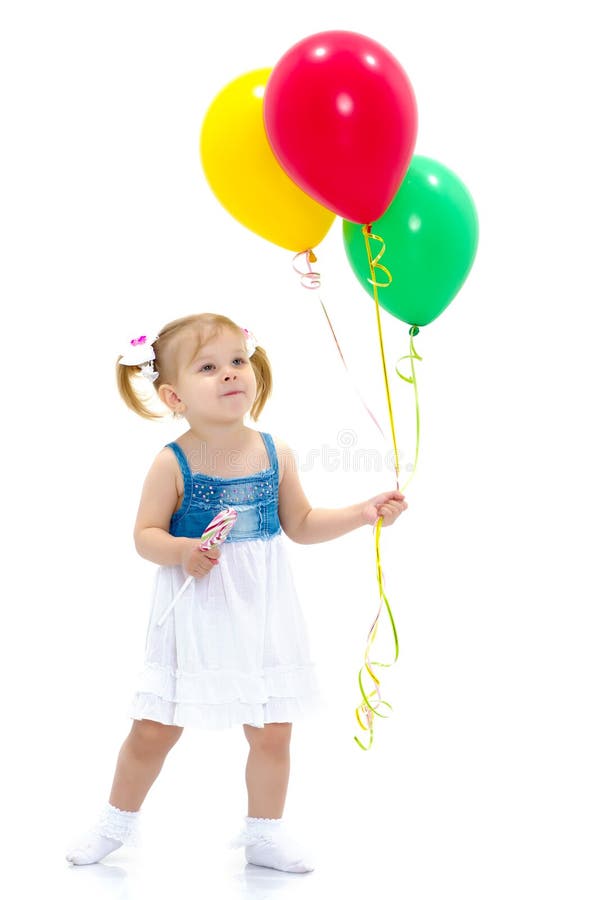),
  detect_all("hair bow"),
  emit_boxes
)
[118,334,159,381]
[242,328,257,357]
